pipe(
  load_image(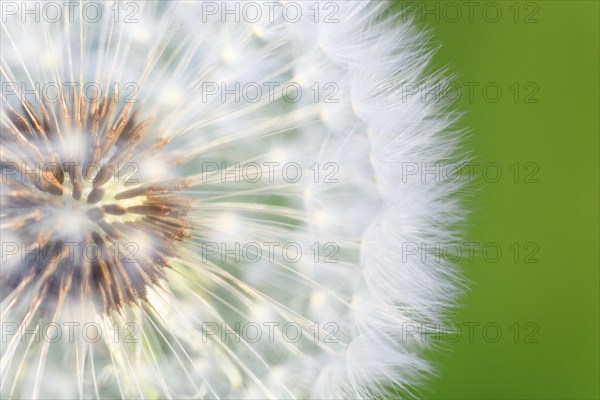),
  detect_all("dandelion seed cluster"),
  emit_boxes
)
[1,1,463,399]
